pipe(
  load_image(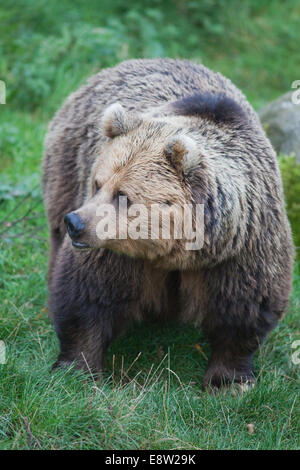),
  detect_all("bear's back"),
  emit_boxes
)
[46,59,257,134]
